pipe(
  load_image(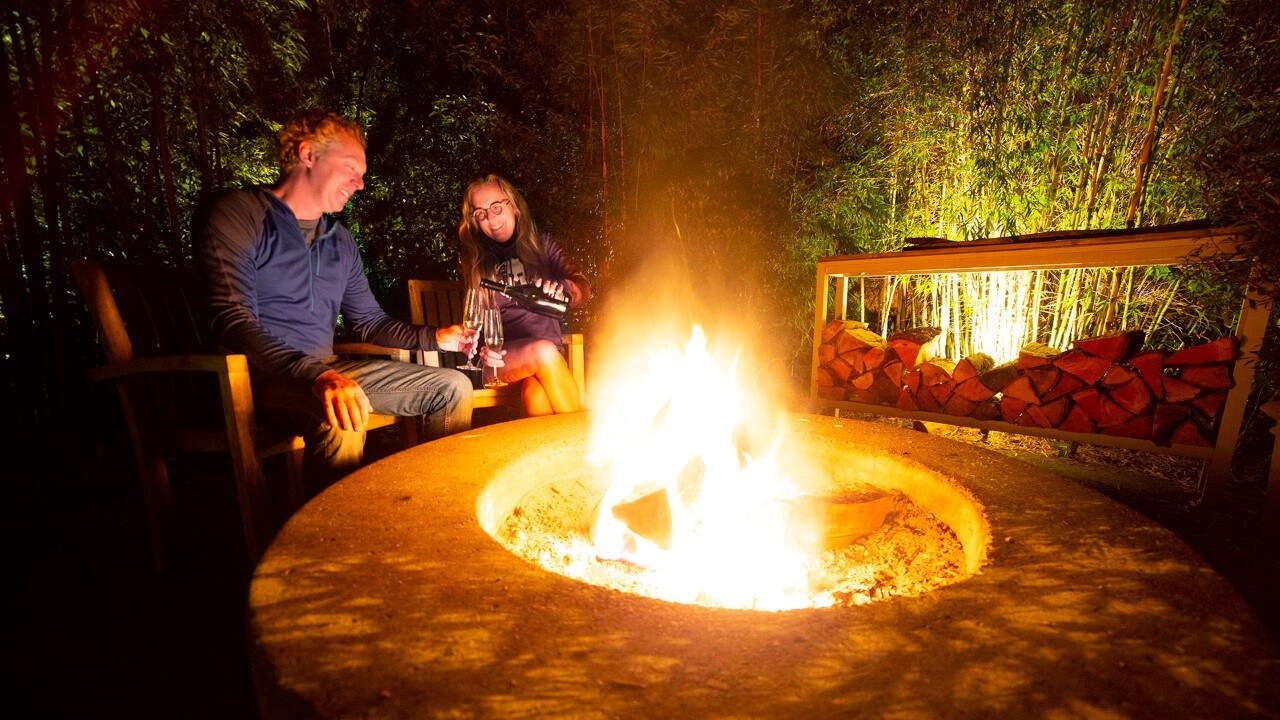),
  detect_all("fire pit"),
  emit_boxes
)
[249,413,1280,719]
